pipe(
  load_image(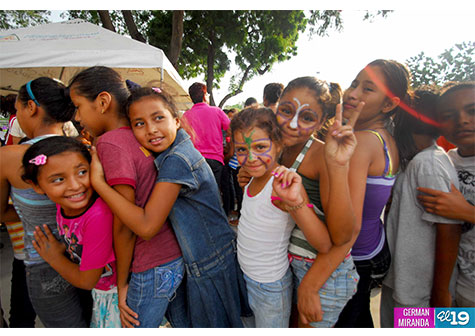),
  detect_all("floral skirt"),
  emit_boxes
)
[90,287,121,328]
